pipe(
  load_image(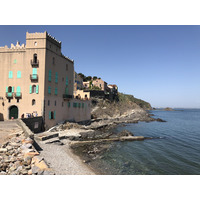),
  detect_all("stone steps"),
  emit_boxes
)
[35,132,59,141]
